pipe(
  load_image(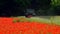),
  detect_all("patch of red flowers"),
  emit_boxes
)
[0,17,60,34]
